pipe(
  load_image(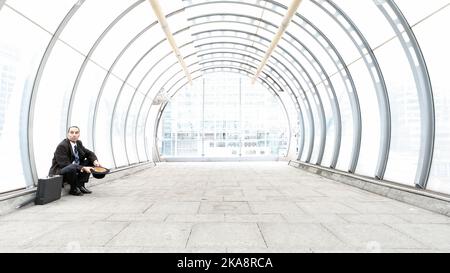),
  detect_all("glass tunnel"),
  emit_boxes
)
[1,0,450,198]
